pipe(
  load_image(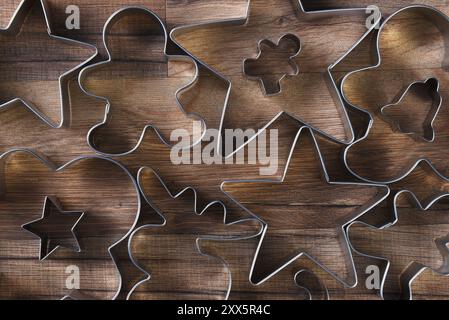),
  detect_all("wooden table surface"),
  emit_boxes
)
[0,0,449,300]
